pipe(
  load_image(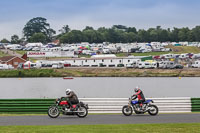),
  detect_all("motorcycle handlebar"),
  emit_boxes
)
[131,95,137,100]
